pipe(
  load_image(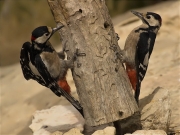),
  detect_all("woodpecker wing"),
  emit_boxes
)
[20,42,46,86]
[34,54,84,115]
[34,54,61,96]
[20,42,32,80]
[136,30,156,83]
